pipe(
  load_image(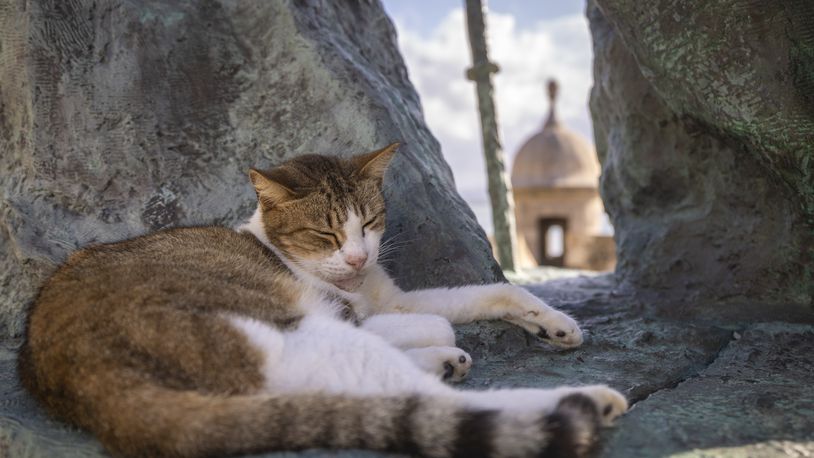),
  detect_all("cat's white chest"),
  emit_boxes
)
[296,286,346,318]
